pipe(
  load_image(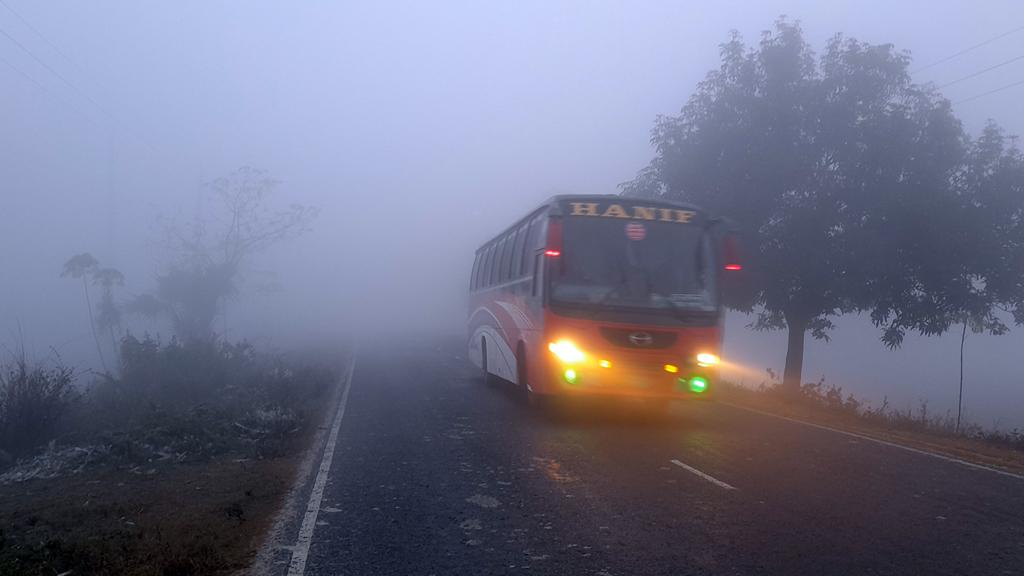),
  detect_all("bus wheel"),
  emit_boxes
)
[517,347,544,409]
[480,337,492,385]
